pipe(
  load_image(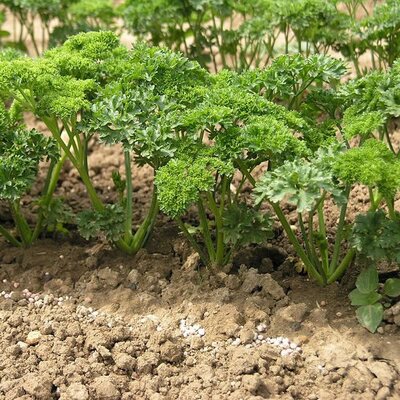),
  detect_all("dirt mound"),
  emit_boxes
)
[0,241,399,400]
